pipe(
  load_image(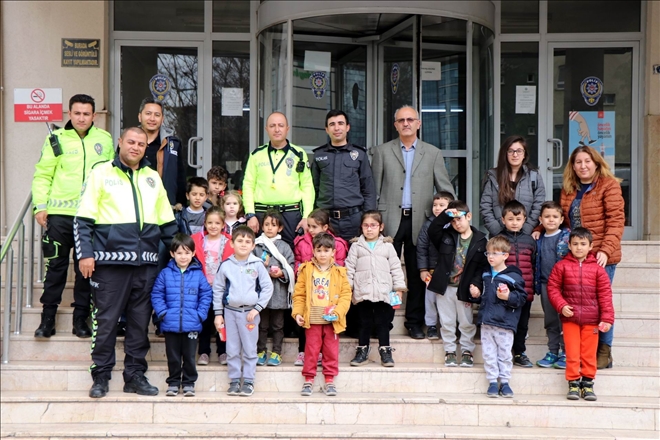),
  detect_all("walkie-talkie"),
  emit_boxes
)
[46,122,62,157]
